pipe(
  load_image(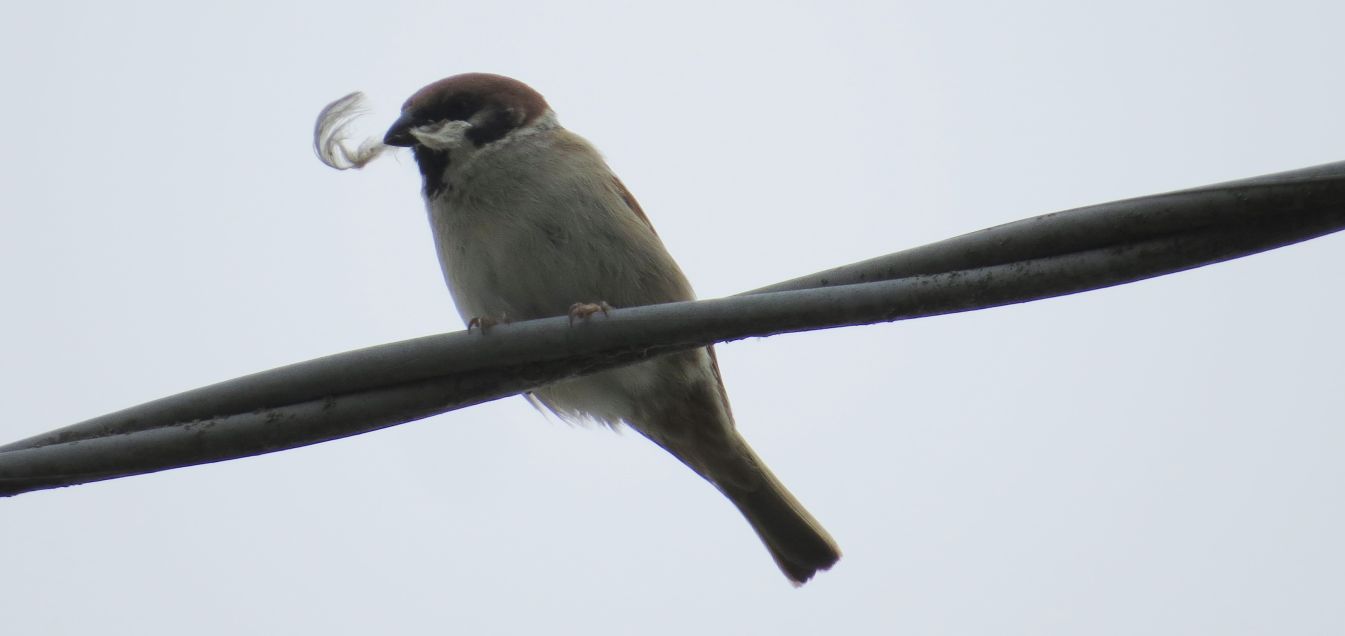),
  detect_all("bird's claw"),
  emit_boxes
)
[568,301,613,326]
[467,314,510,334]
